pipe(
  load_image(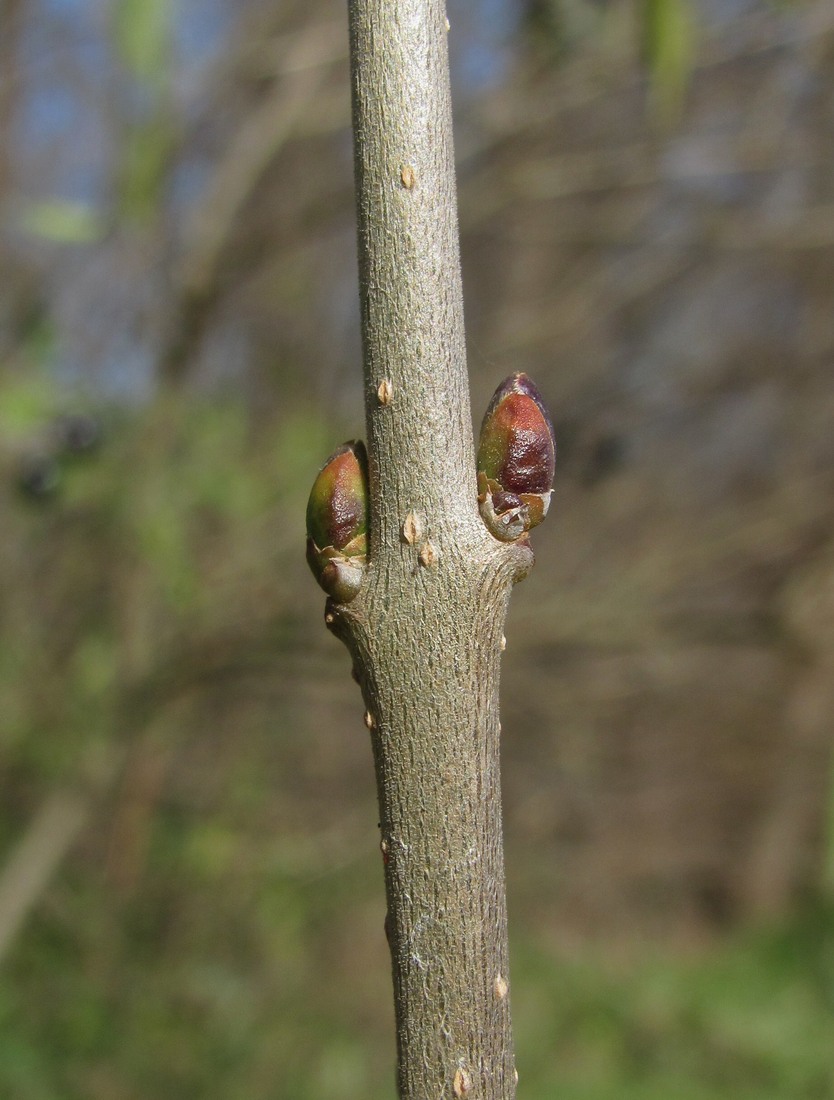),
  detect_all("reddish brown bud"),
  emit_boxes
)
[306,441,369,602]
[477,373,555,541]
